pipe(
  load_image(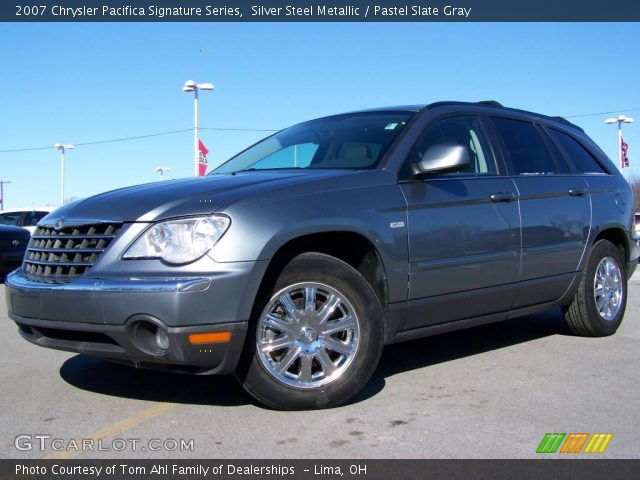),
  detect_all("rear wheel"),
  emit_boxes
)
[564,239,627,336]
[236,253,384,410]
